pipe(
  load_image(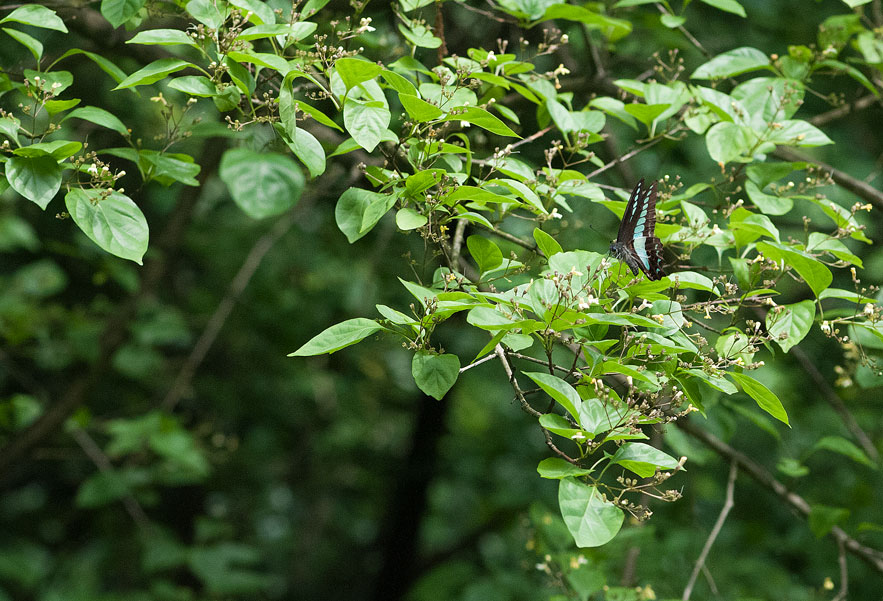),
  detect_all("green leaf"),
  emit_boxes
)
[101,0,147,28]
[127,29,198,47]
[612,442,681,478]
[819,288,876,304]
[396,208,427,230]
[3,28,42,62]
[706,121,754,164]
[64,106,129,136]
[692,47,770,79]
[13,140,81,160]
[766,300,815,352]
[398,93,444,122]
[335,187,396,243]
[168,75,218,97]
[282,126,326,178]
[729,372,789,425]
[219,148,304,219]
[842,0,872,6]
[729,207,780,244]
[289,318,382,356]
[397,21,442,48]
[412,351,460,400]
[660,14,686,28]
[699,0,746,17]
[745,181,792,215]
[756,241,832,297]
[336,57,383,92]
[53,49,128,84]
[65,188,149,264]
[186,0,227,28]
[114,58,194,90]
[343,100,390,152]
[533,228,562,257]
[381,70,418,96]
[812,436,876,469]
[766,120,833,147]
[444,106,519,137]
[237,22,317,42]
[537,458,592,479]
[467,235,503,273]
[541,4,632,41]
[809,505,850,538]
[558,478,624,548]
[524,372,581,421]
[228,0,275,24]
[6,156,62,209]
[623,103,669,126]
[1,5,68,32]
